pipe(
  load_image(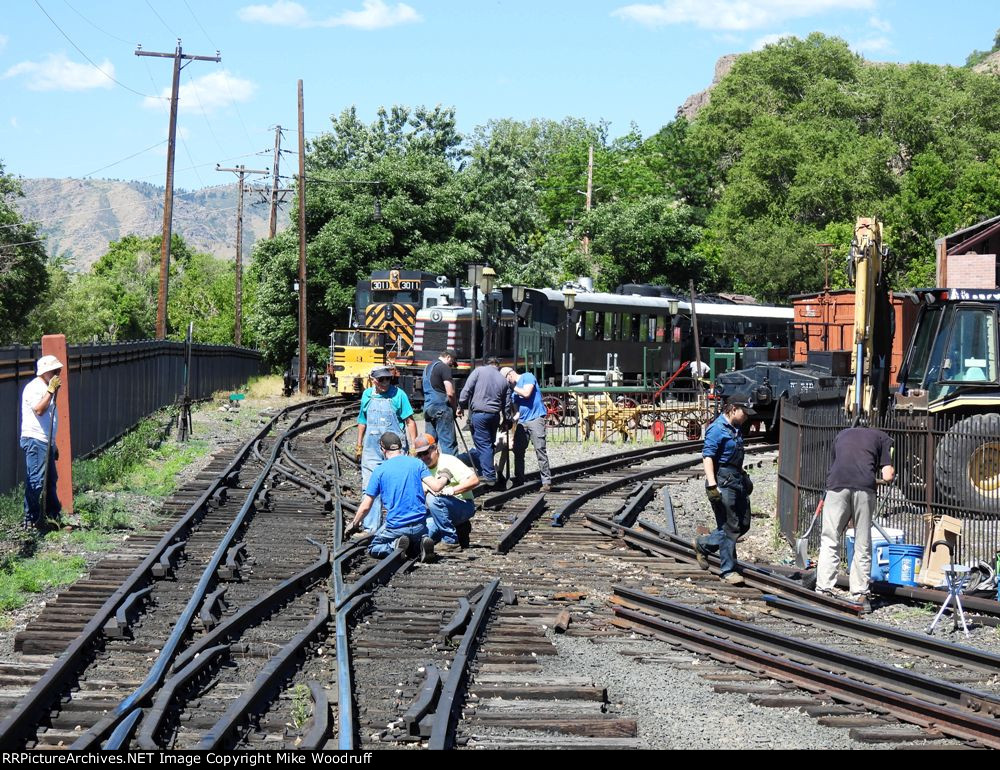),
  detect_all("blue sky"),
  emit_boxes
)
[0,1,997,193]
